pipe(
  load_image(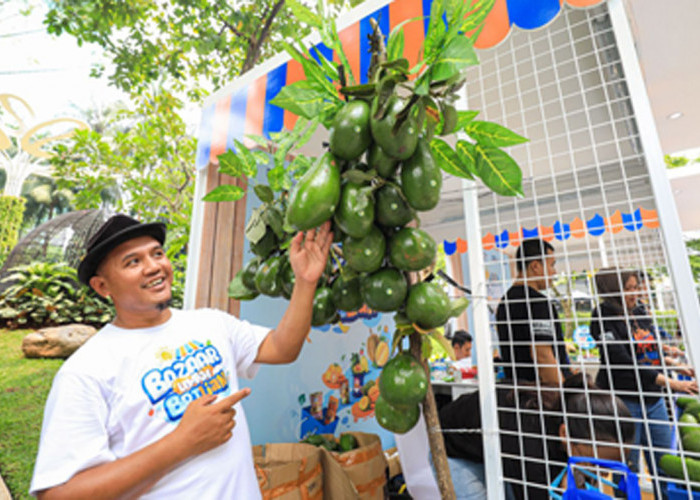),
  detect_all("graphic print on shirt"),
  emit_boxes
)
[141,340,230,422]
[633,327,661,366]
